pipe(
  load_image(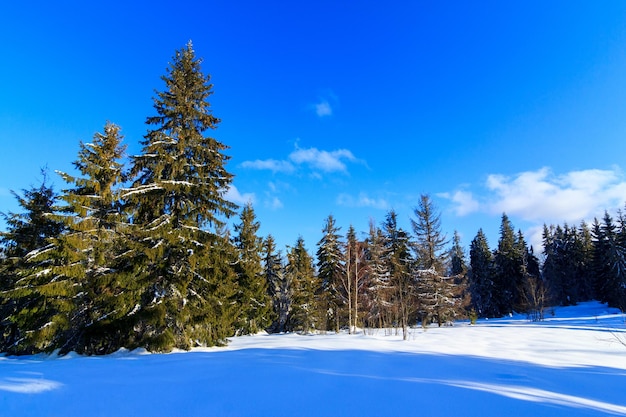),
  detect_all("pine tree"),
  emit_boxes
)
[233,203,272,334]
[122,42,238,351]
[263,235,288,333]
[50,122,132,354]
[364,219,390,328]
[592,212,626,310]
[468,229,496,317]
[383,210,414,339]
[0,171,65,354]
[286,237,317,332]
[410,194,448,273]
[493,214,523,315]
[316,215,344,332]
[449,230,467,277]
